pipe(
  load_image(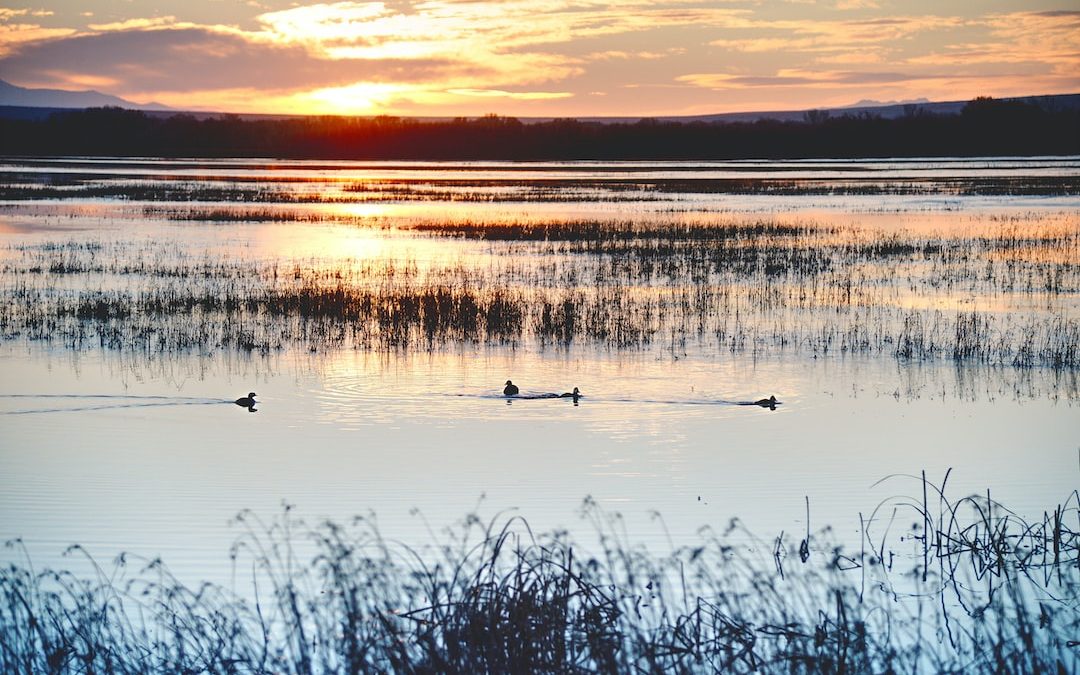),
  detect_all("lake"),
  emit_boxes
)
[0,156,1077,587]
